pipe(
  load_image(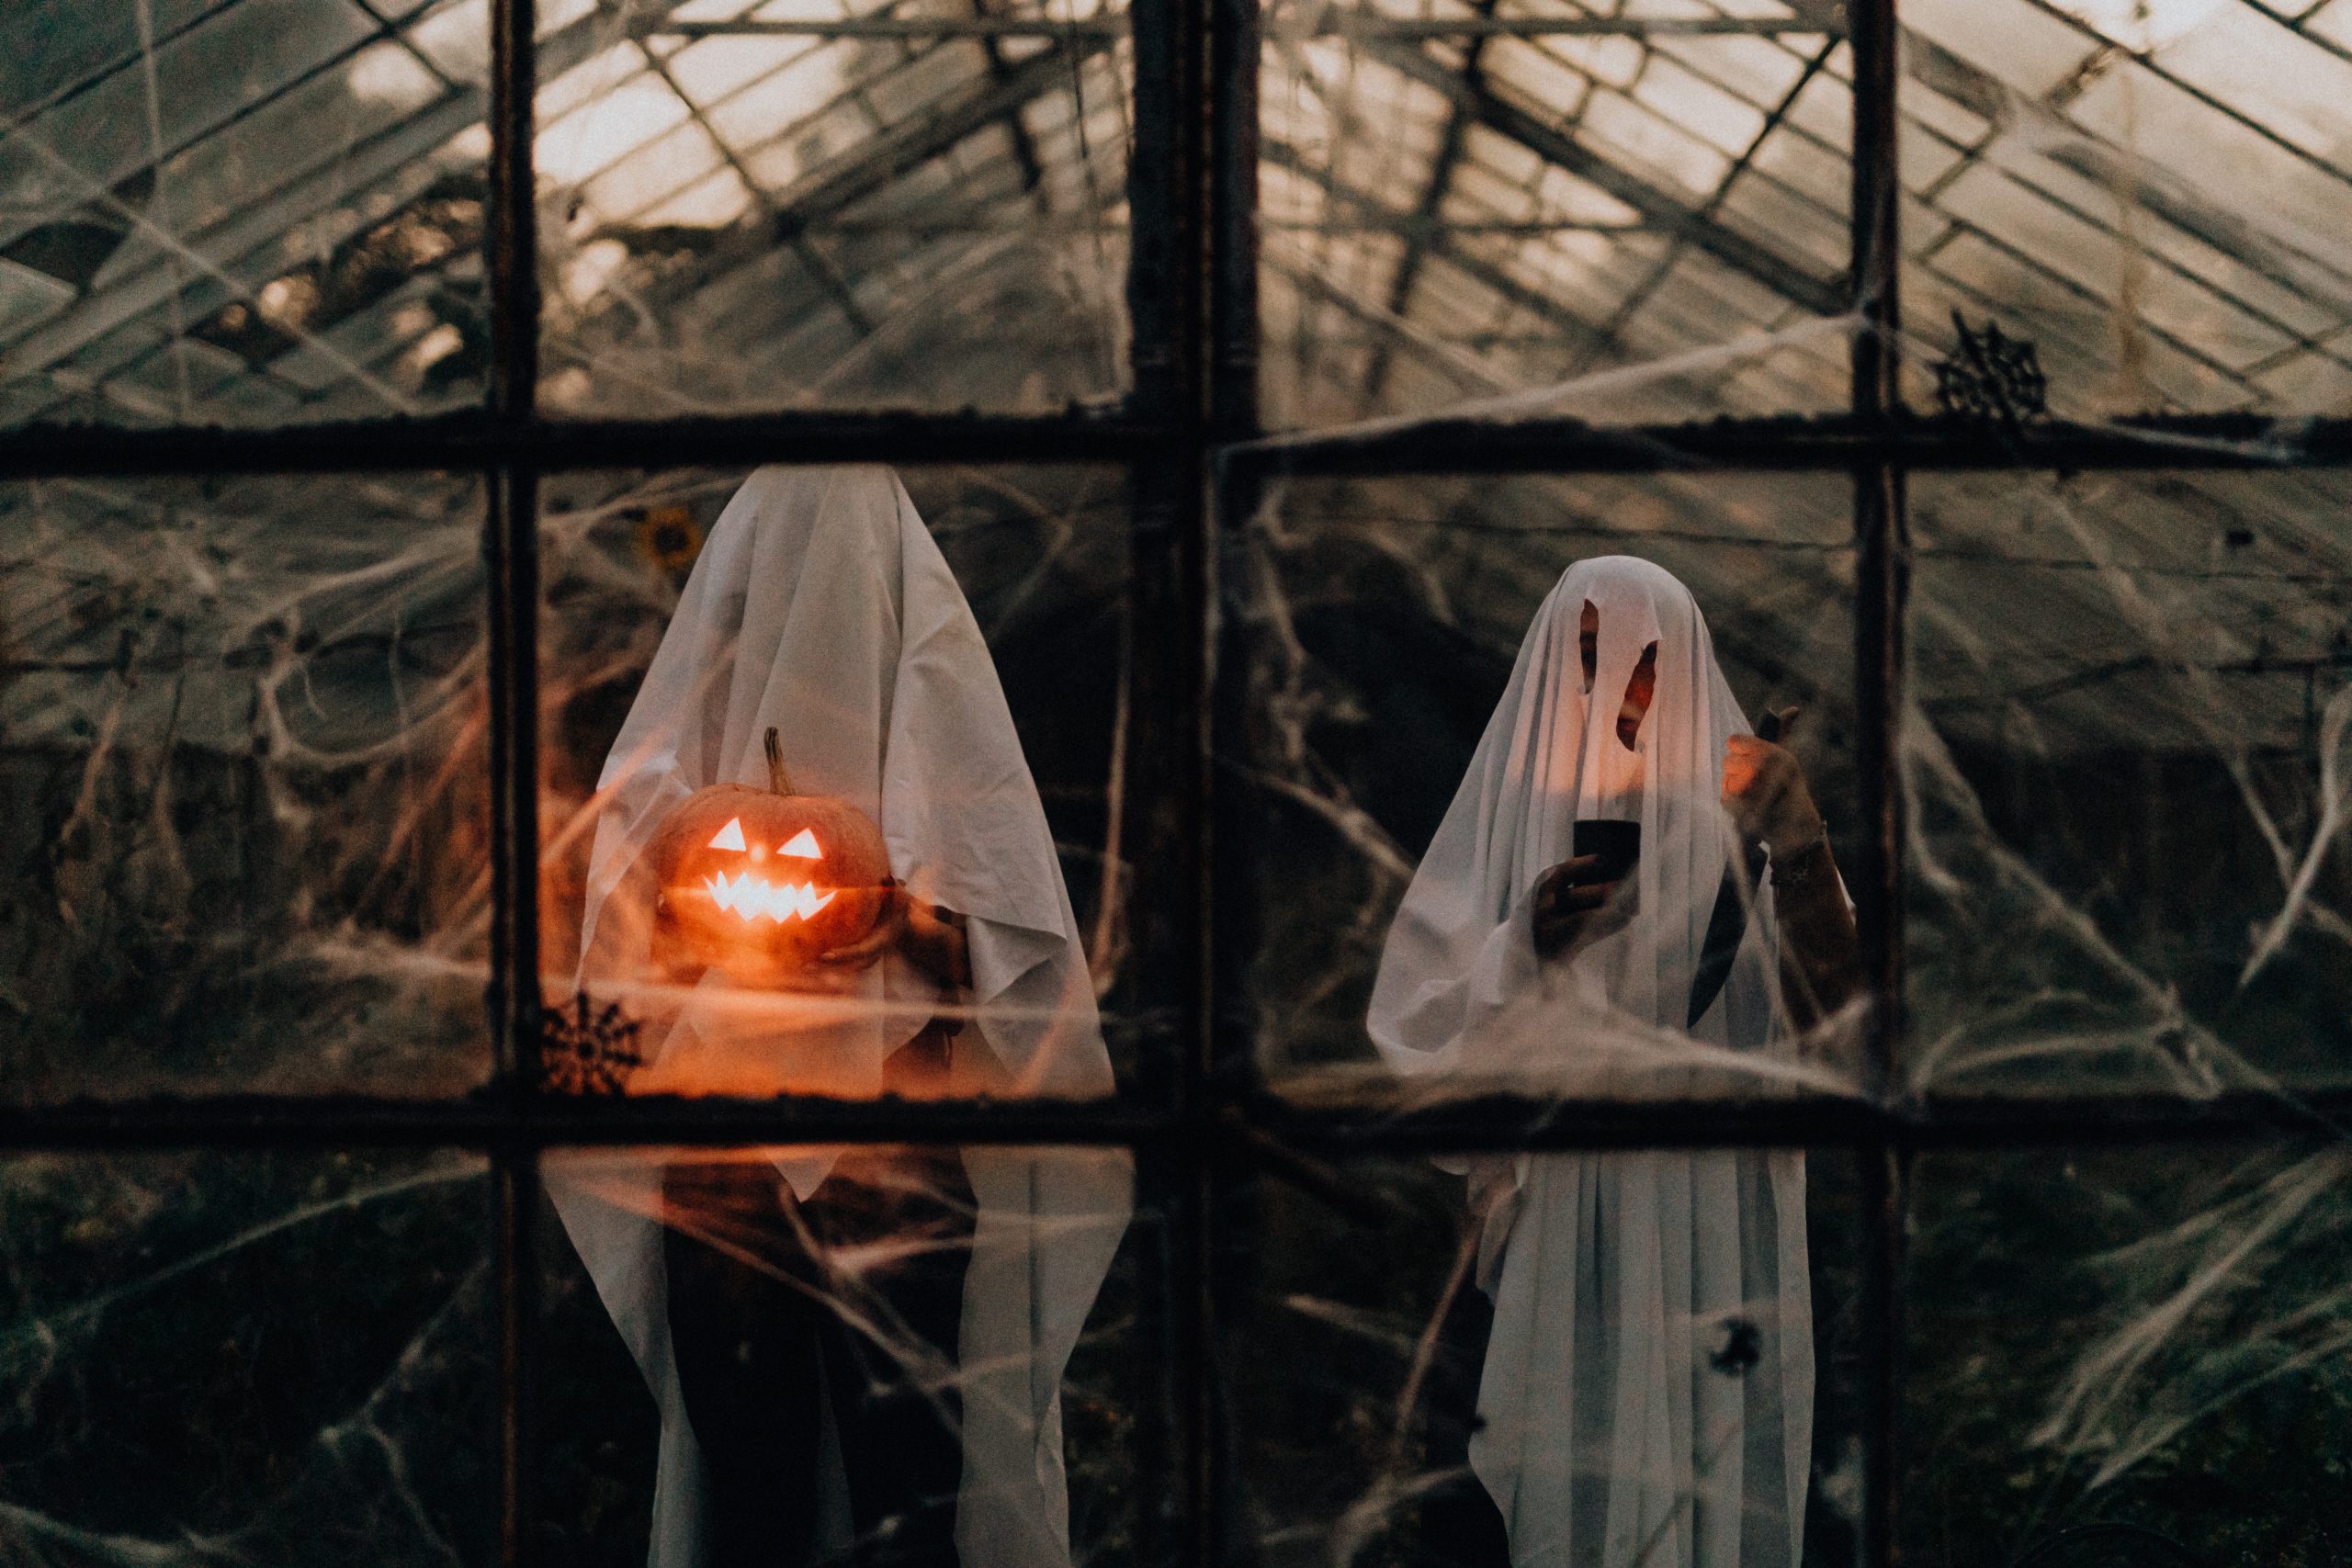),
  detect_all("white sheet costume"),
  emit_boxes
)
[1368,557,1812,1568]
[548,465,1130,1568]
